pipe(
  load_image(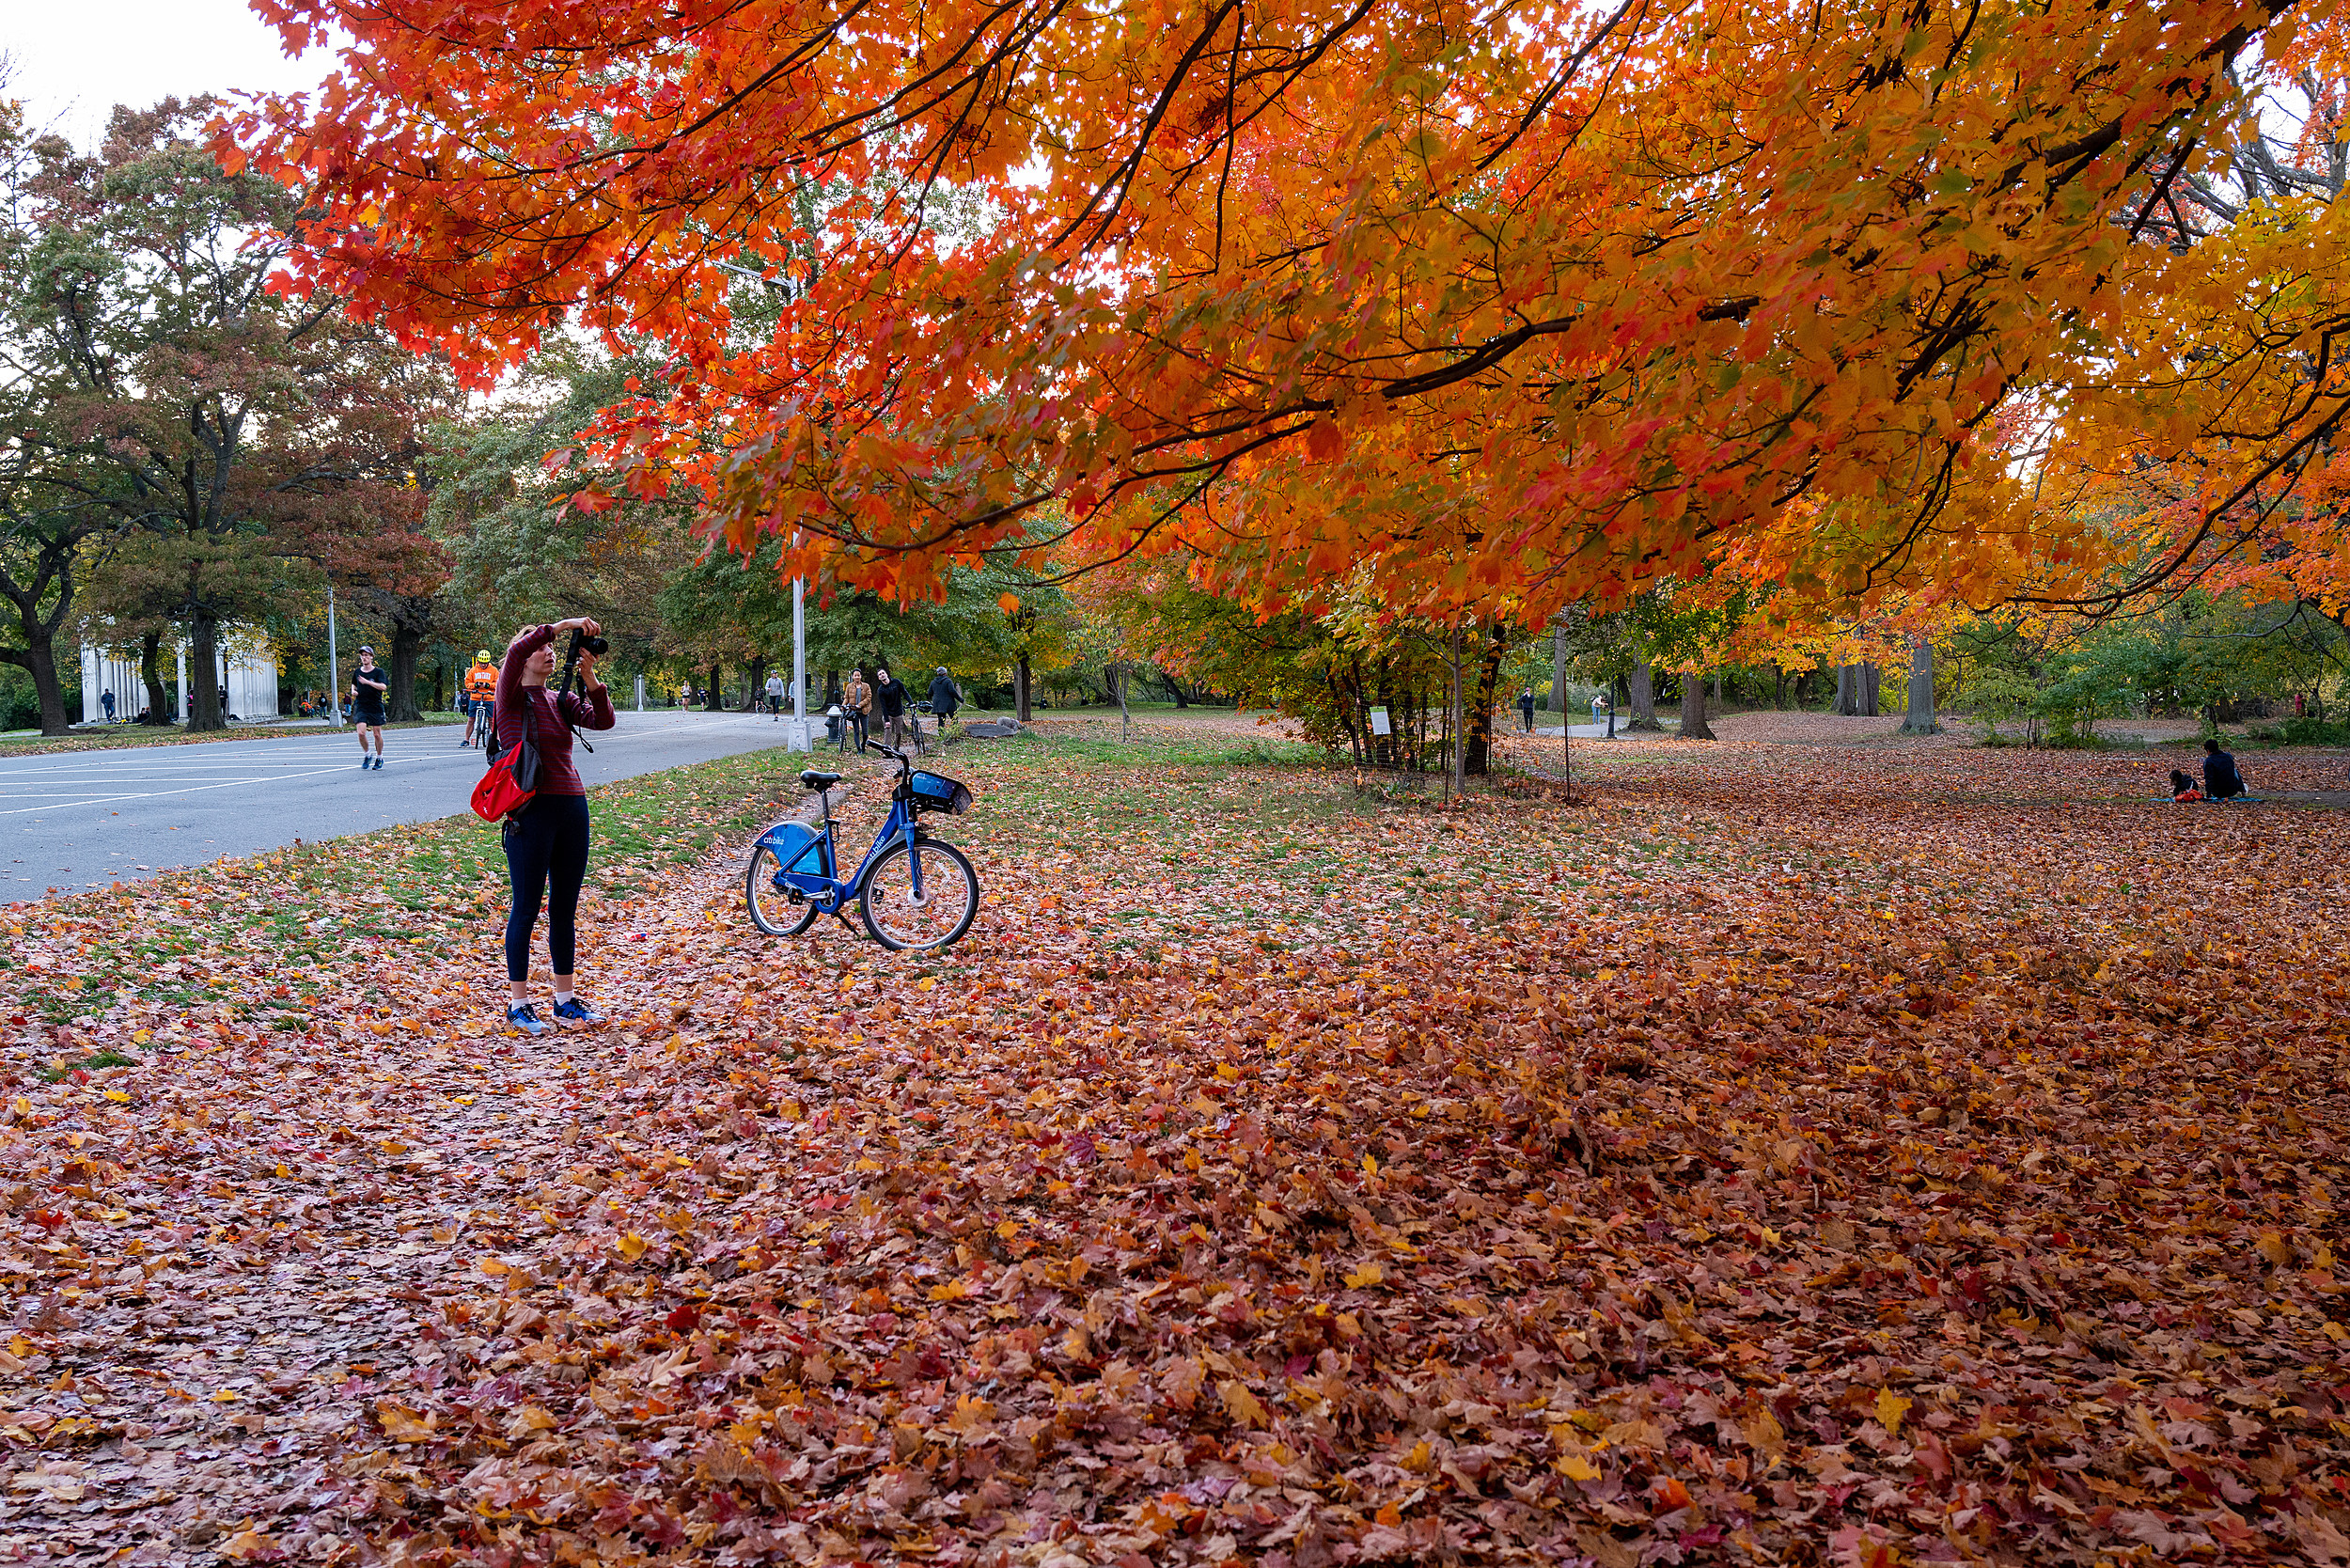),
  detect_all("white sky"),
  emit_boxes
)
[6,0,336,149]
